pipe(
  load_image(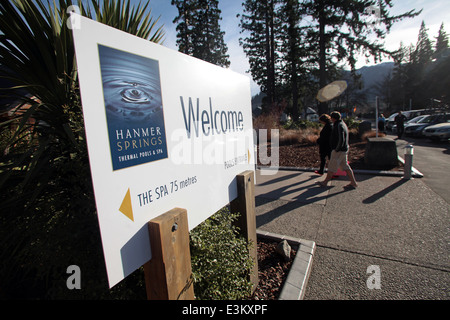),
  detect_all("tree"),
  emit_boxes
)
[278,0,308,120]
[388,42,413,109]
[382,22,450,110]
[171,0,196,55]
[434,22,449,58]
[421,23,450,105]
[172,0,230,67]
[413,20,433,65]
[422,53,450,105]
[301,0,421,115]
[239,0,280,111]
